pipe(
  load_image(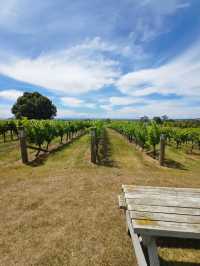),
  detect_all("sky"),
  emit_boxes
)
[0,0,200,119]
